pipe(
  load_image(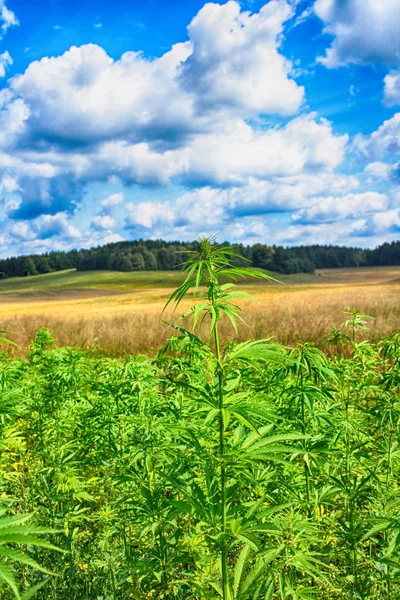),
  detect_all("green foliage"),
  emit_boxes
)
[0,239,399,598]
[0,506,61,599]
